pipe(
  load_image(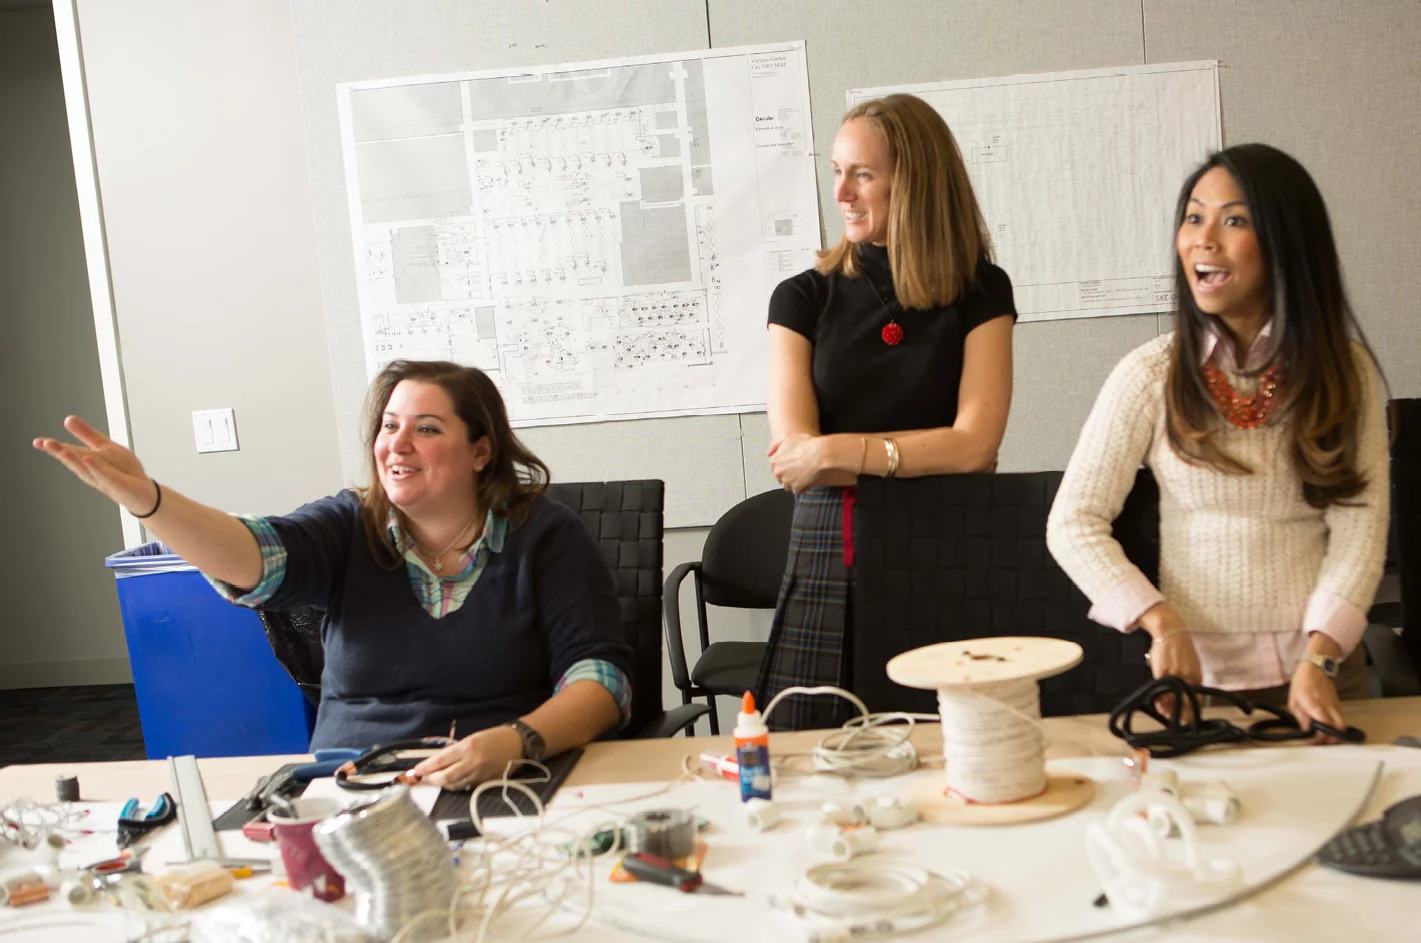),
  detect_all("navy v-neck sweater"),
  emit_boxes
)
[259,490,631,750]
